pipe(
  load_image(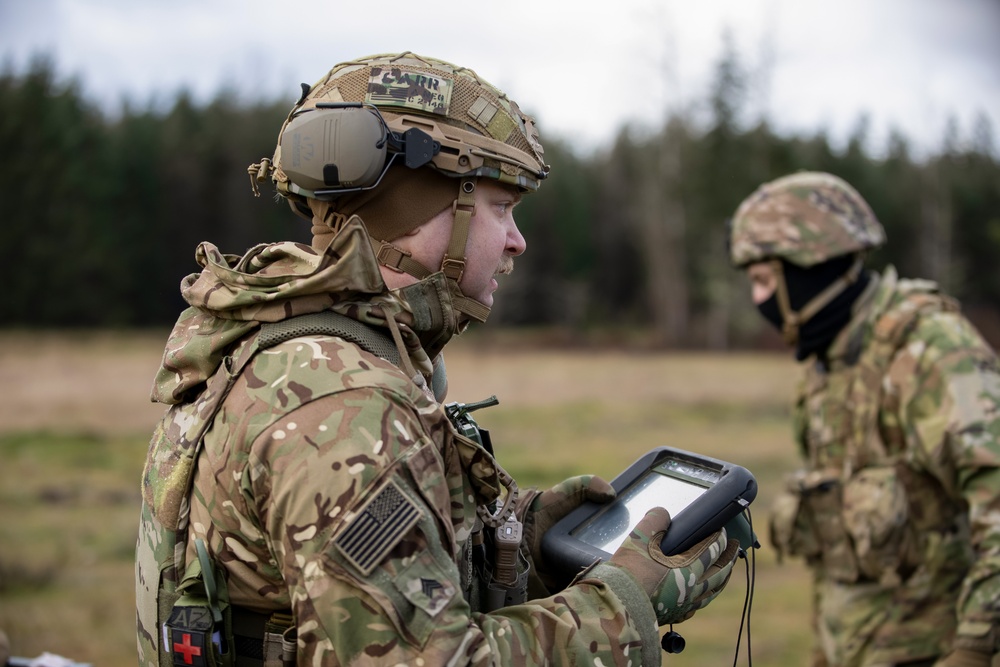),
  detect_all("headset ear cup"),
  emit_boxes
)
[279,108,388,193]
